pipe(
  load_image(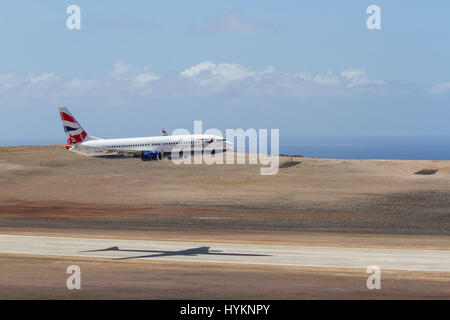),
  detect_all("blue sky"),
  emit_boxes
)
[1,1,450,143]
